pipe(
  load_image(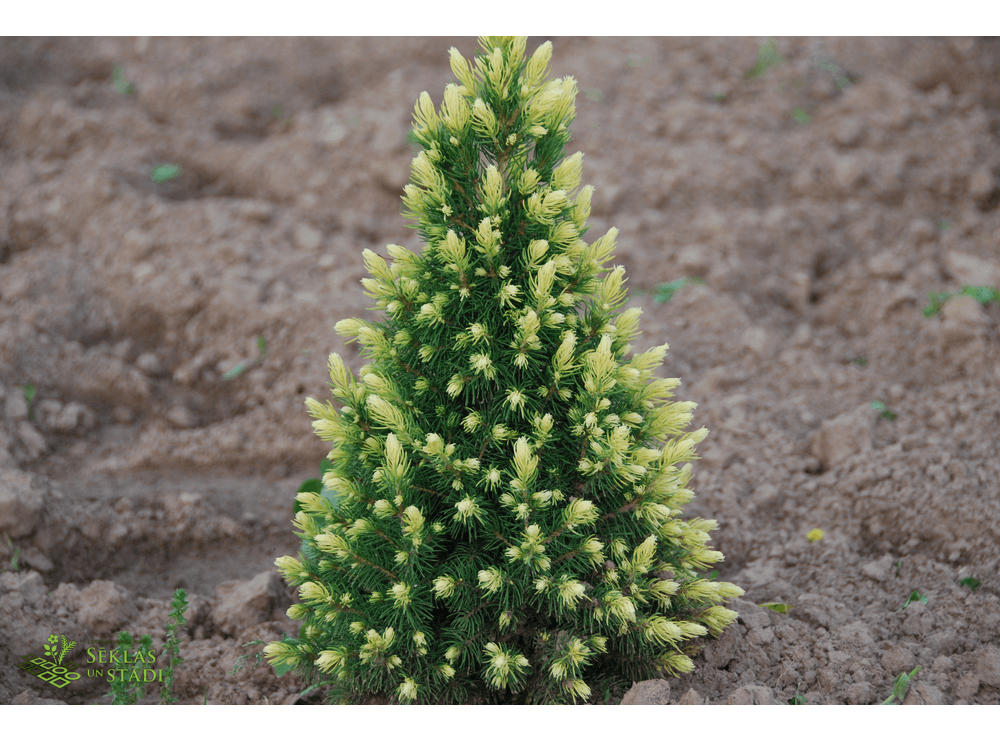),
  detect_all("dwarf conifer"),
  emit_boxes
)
[264,36,744,705]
